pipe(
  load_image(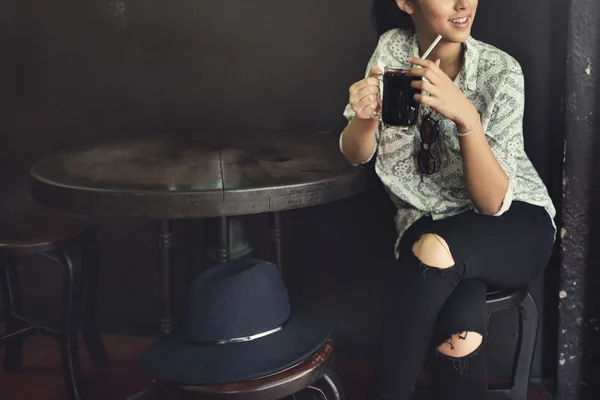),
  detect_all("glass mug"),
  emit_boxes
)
[372,66,422,130]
